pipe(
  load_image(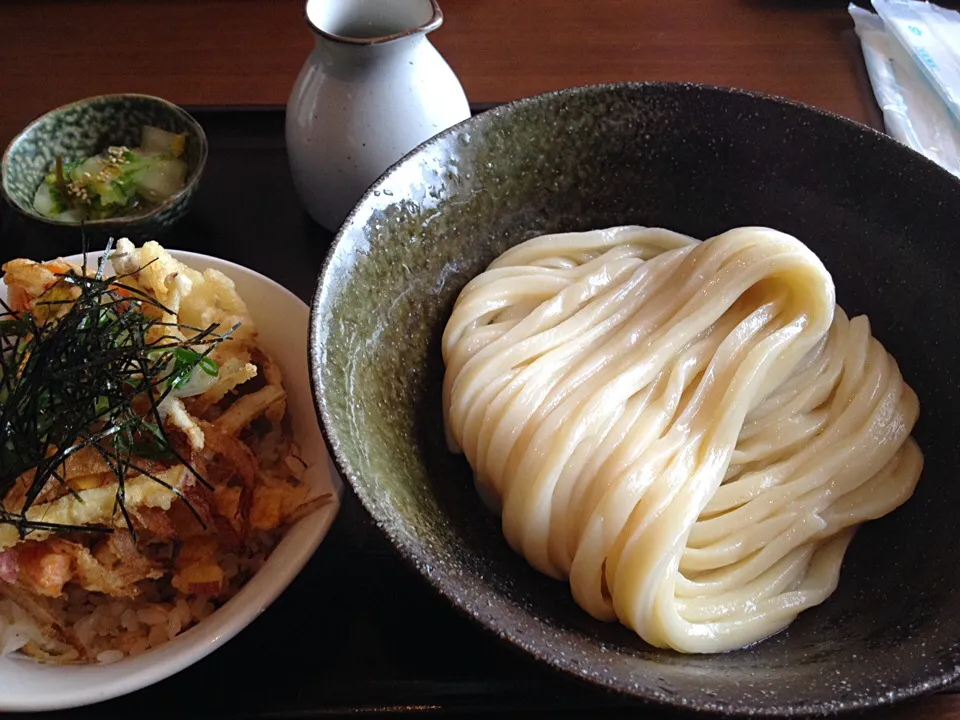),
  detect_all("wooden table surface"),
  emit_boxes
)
[0,1,955,718]
[0,0,885,146]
